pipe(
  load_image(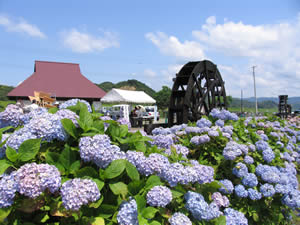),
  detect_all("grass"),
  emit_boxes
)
[0,100,16,112]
